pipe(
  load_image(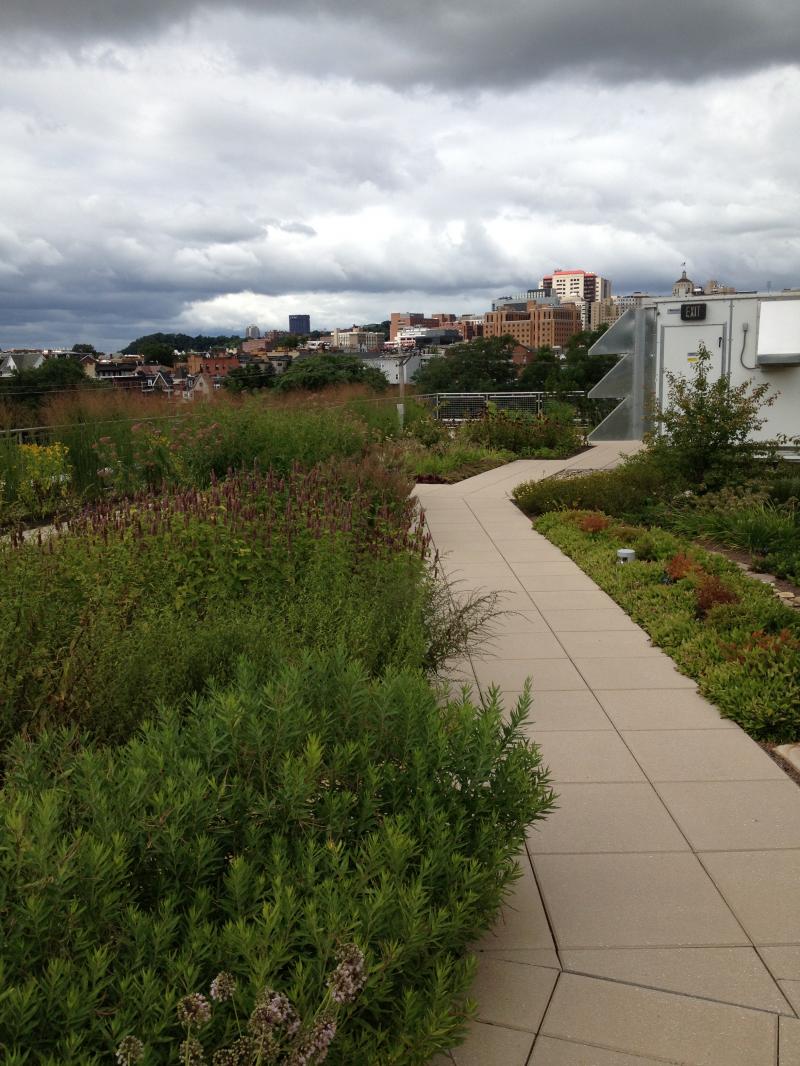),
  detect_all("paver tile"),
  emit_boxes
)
[656,780,800,850]
[540,972,777,1065]
[495,591,540,611]
[527,783,688,854]
[760,947,800,980]
[530,1035,686,1064]
[472,631,568,660]
[518,574,600,592]
[498,546,578,563]
[509,560,588,576]
[780,981,800,1016]
[475,857,555,952]
[533,732,645,783]
[701,850,800,944]
[555,631,655,659]
[444,1021,534,1065]
[483,609,551,635]
[529,591,620,612]
[594,688,734,730]
[560,946,793,1014]
[474,948,561,970]
[780,1016,800,1066]
[519,691,613,732]
[471,958,558,1031]
[534,853,748,947]
[474,659,588,692]
[542,609,640,632]
[573,656,696,690]
[622,729,785,781]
